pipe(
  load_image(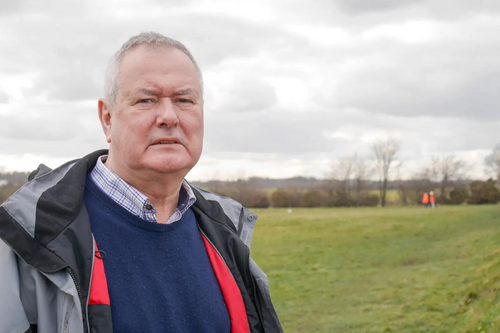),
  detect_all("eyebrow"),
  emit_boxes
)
[136,88,158,96]
[135,88,199,97]
[173,88,197,97]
